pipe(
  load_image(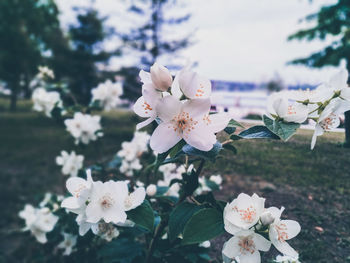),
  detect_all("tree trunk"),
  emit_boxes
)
[9,80,19,112]
[344,111,350,146]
